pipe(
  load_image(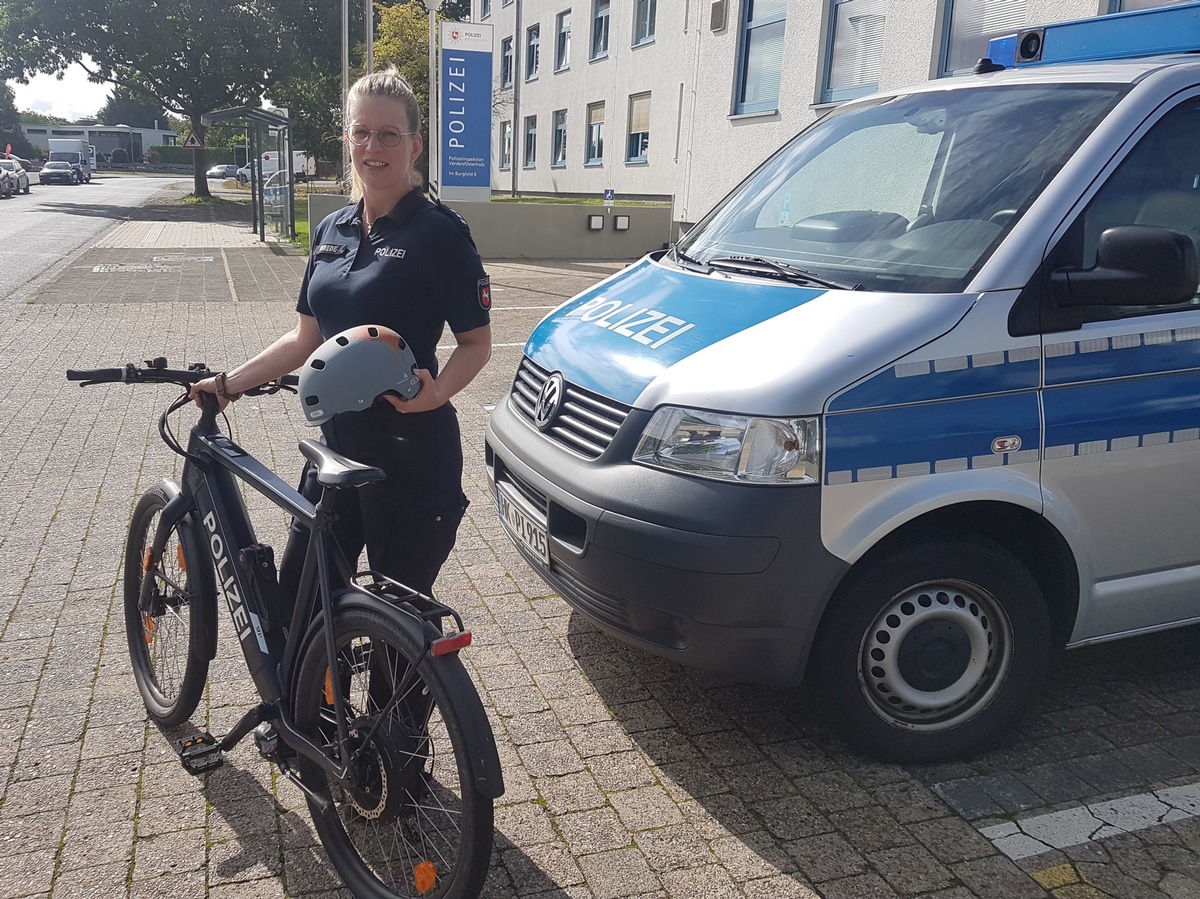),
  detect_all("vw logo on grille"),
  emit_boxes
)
[534,372,566,431]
